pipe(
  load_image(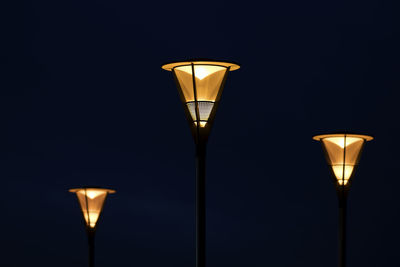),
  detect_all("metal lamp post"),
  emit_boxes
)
[69,187,116,267]
[162,59,240,267]
[313,133,373,267]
